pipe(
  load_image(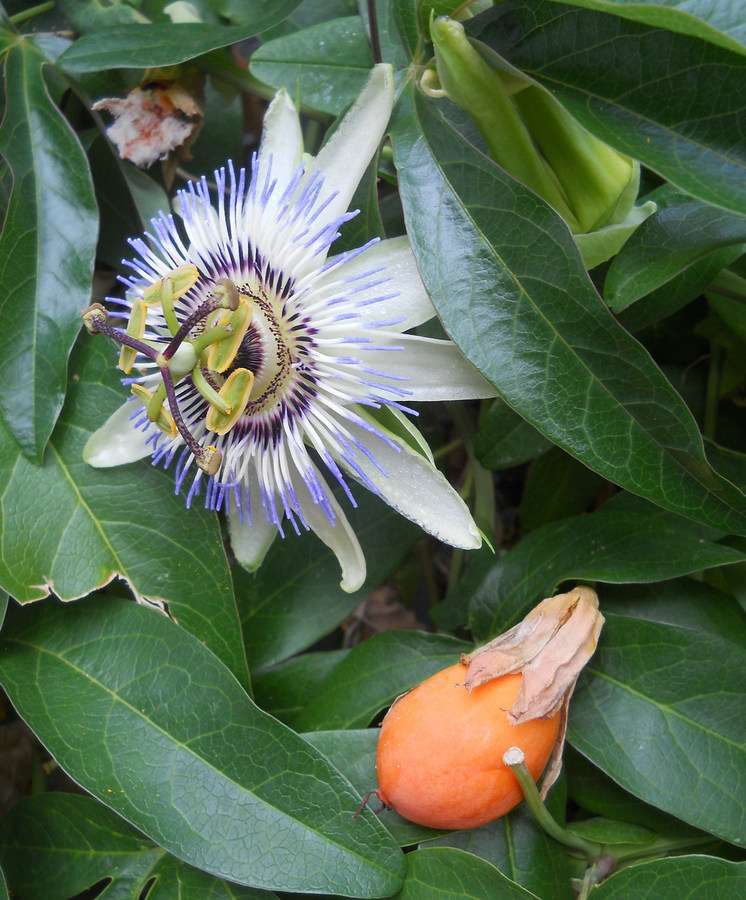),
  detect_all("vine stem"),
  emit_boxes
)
[10,1,54,25]
[502,748,604,859]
